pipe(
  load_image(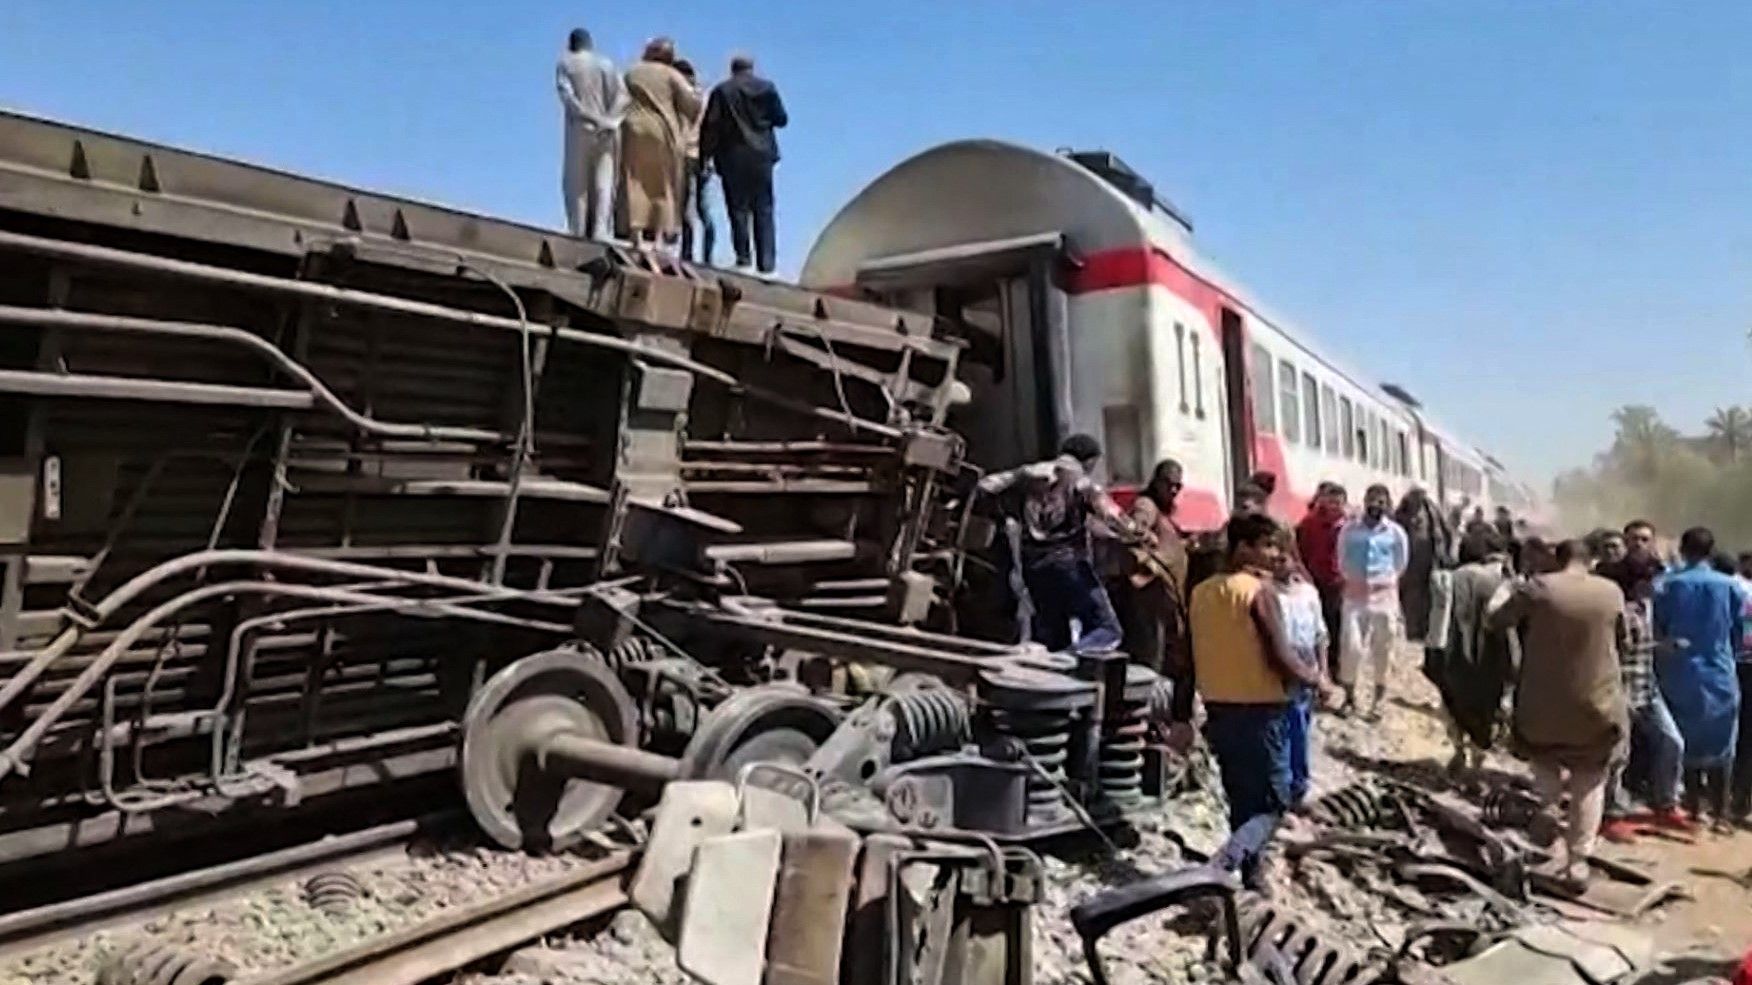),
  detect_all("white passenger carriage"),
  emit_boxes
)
[804,140,1531,529]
